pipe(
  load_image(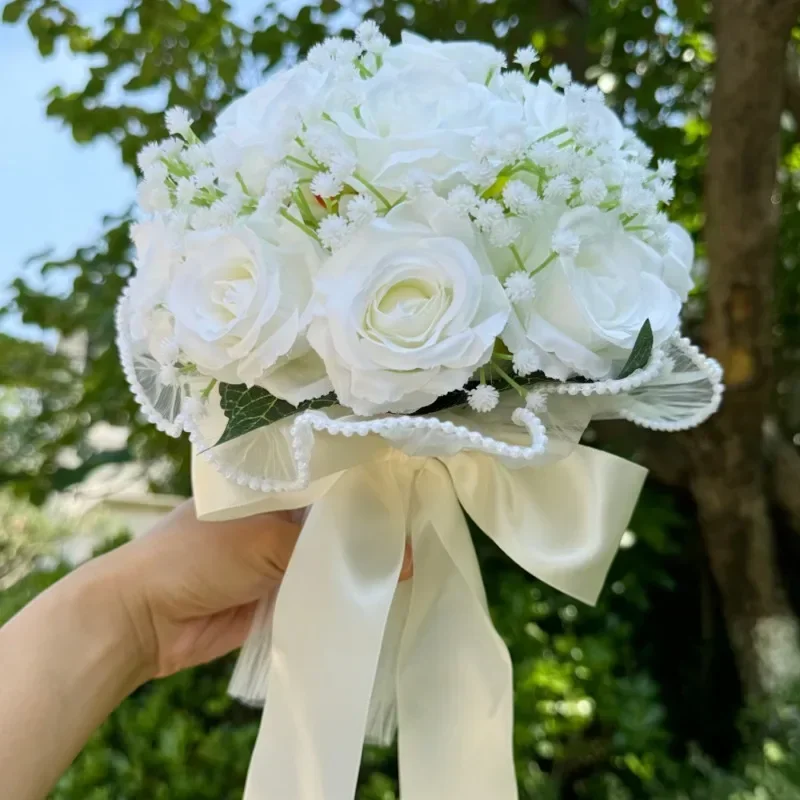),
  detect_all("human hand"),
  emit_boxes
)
[89,500,413,682]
